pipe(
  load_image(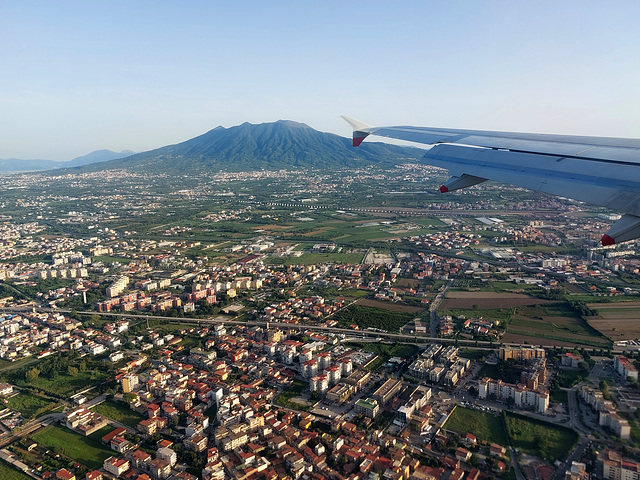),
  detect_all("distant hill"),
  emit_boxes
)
[0,149,135,173]
[66,149,136,167]
[71,120,422,173]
